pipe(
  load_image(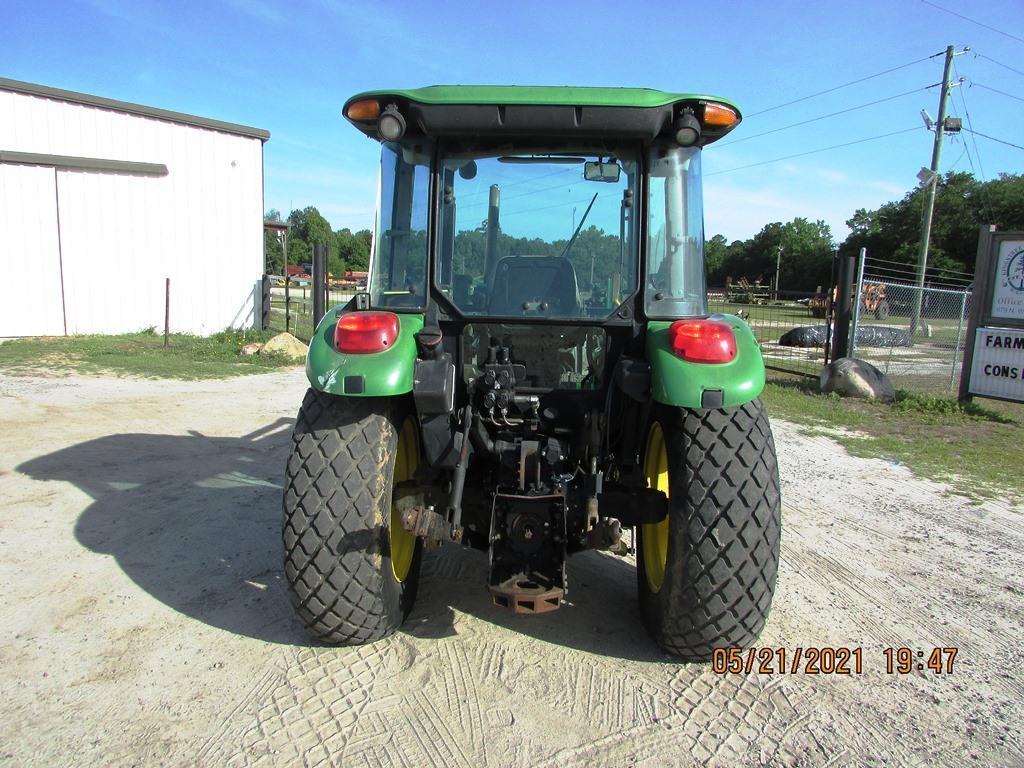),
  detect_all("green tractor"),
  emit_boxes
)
[283,86,781,660]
